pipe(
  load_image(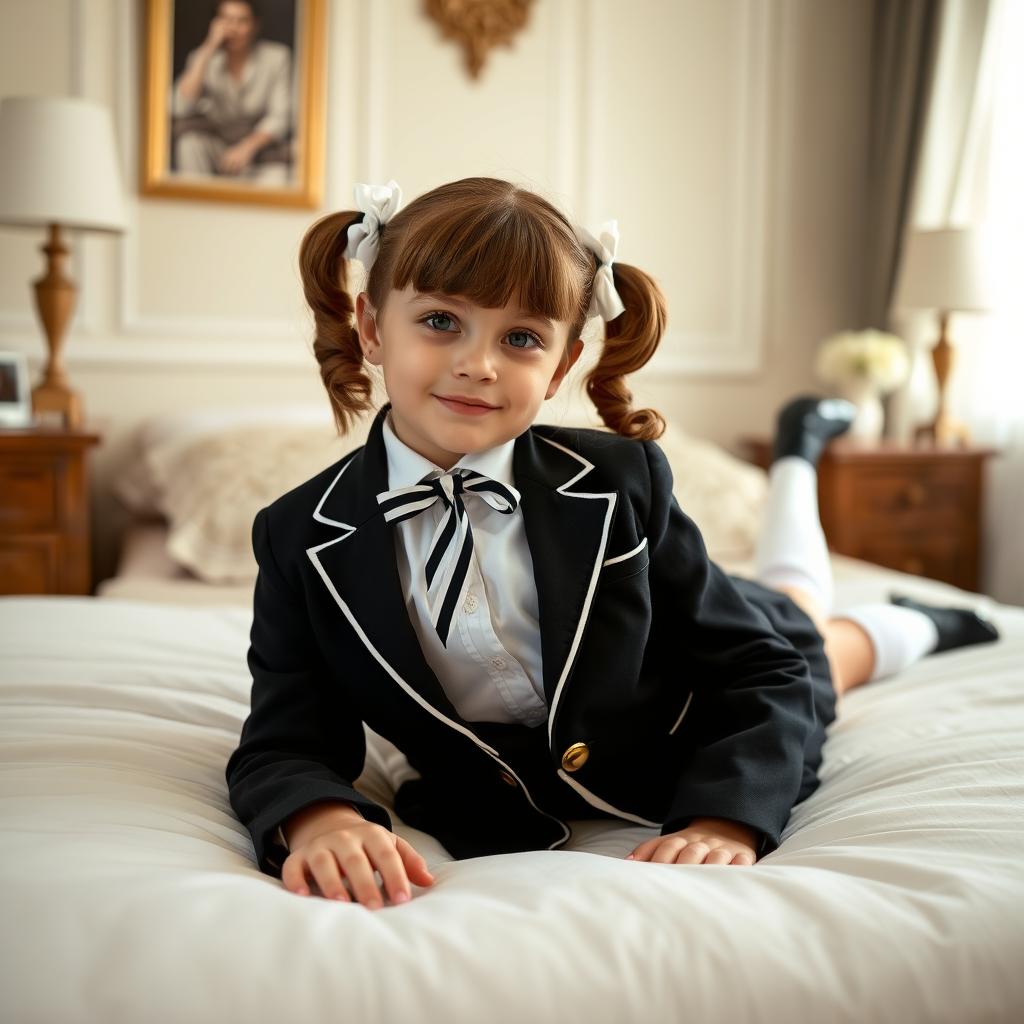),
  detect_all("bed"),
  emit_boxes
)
[2,405,1022,1023]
